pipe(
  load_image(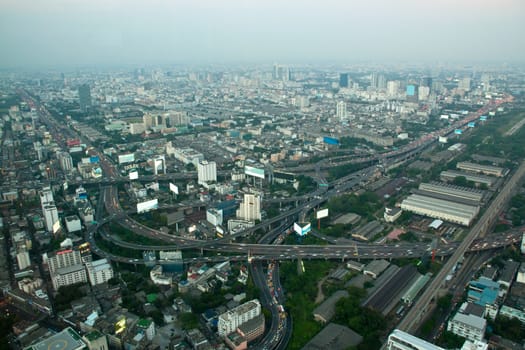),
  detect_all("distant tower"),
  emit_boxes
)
[336,101,347,120]
[521,232,525,254]
[339,73,349,88]
[78,84,92,112]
